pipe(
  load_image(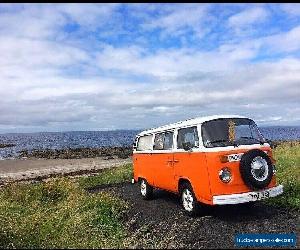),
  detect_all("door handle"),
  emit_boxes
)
[173,159,179,163]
